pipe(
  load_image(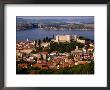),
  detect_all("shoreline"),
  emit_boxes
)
[17,28,94,31]
[16,35,94,42]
